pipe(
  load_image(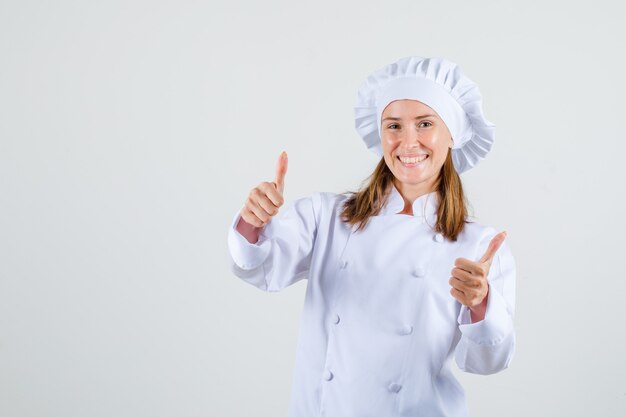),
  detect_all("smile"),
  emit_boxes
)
[397,155,429,166]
